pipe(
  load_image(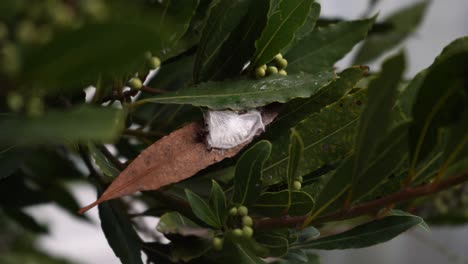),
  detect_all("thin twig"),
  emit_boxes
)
[255,172,468,229]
